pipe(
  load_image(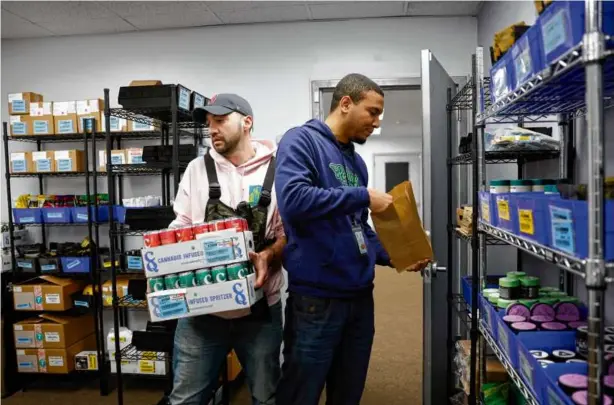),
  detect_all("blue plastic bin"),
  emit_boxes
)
[113,205,126,224]
[538,1,614,66]
[514,194,560,245]
[495,312,520,367]
[480,294,499,341]
[42,207,72,224]
[72,206,110,223]
[541,363,589,405]
[548,199,614,260]
[13,208,42,224]
[479,191,498,226]
[494,193,517,232]
[489,51,515,104]
[60,257,91,273]
[511,24,546,90]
